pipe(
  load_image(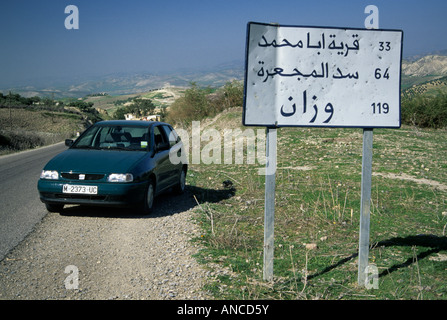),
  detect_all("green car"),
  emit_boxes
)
[38,120,187,214]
